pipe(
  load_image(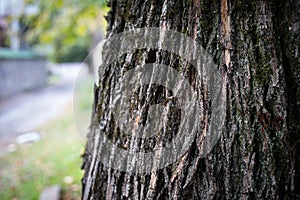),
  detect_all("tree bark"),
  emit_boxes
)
[82,0,300,199]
